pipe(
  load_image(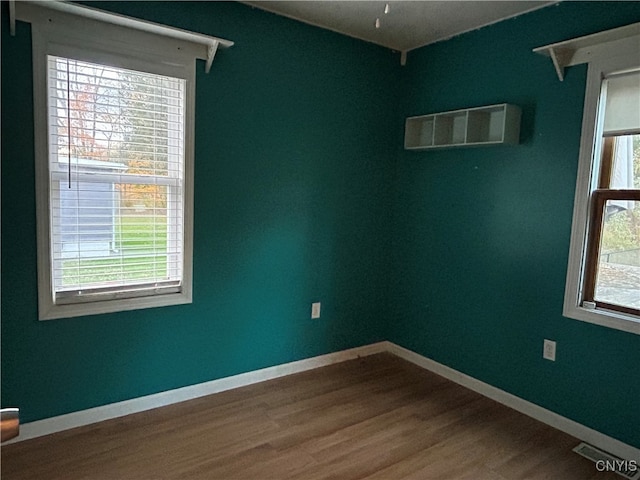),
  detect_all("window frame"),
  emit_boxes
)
[563,53,640,335]
[30,12,195,320]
